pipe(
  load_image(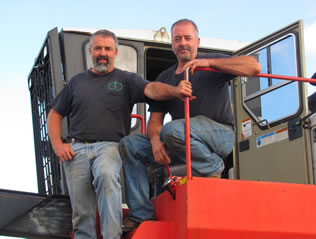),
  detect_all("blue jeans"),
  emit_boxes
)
[119,115,235,222]
[63,141,122,239]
